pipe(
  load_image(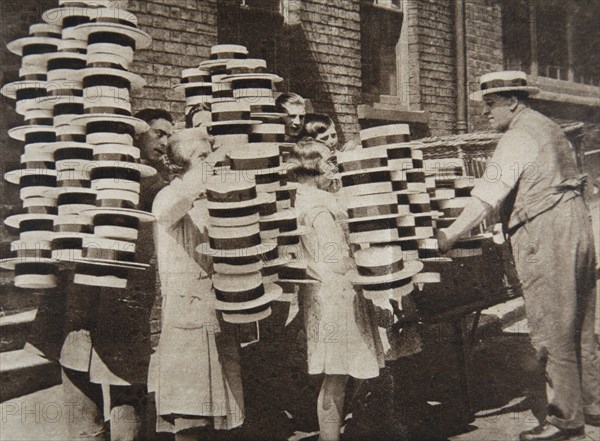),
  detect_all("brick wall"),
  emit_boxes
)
[295,0,363,142]
[410,0,457,136]
[465,0,504,131]
[129,0,218,123]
